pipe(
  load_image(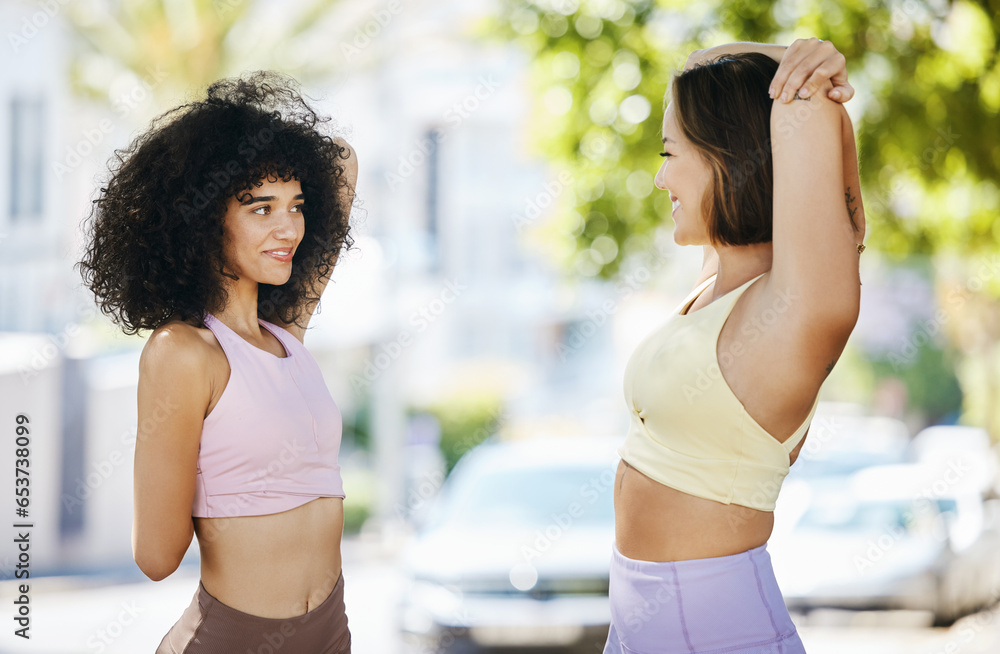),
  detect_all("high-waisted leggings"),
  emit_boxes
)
[603,540,805,654]
[156,572,351,654]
